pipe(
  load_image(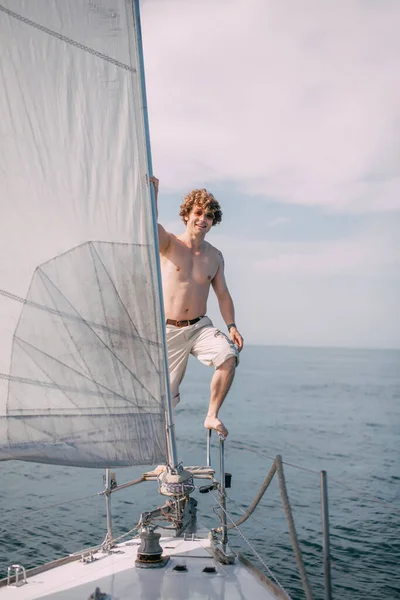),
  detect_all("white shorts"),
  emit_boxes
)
[166,316,239,407]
